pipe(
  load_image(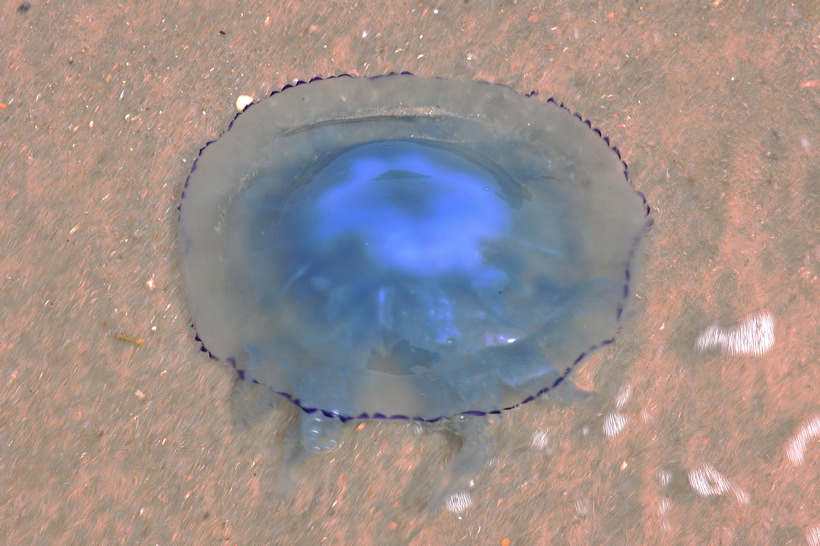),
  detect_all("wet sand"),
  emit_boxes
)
[1,0,817,543]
